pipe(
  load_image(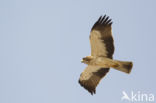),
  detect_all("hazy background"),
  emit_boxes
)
[0,0,156,103]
